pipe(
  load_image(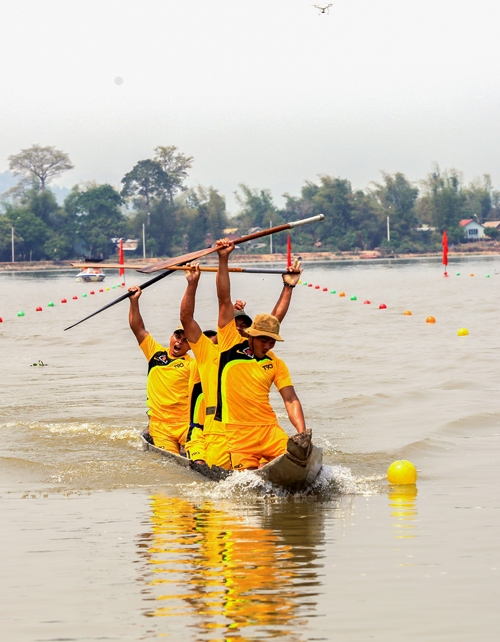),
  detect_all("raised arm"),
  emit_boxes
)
[180,263,202,344]
[279,385,306,434]
[271,259,302,322]
[128,285,149,345]
[216,238,235,329]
